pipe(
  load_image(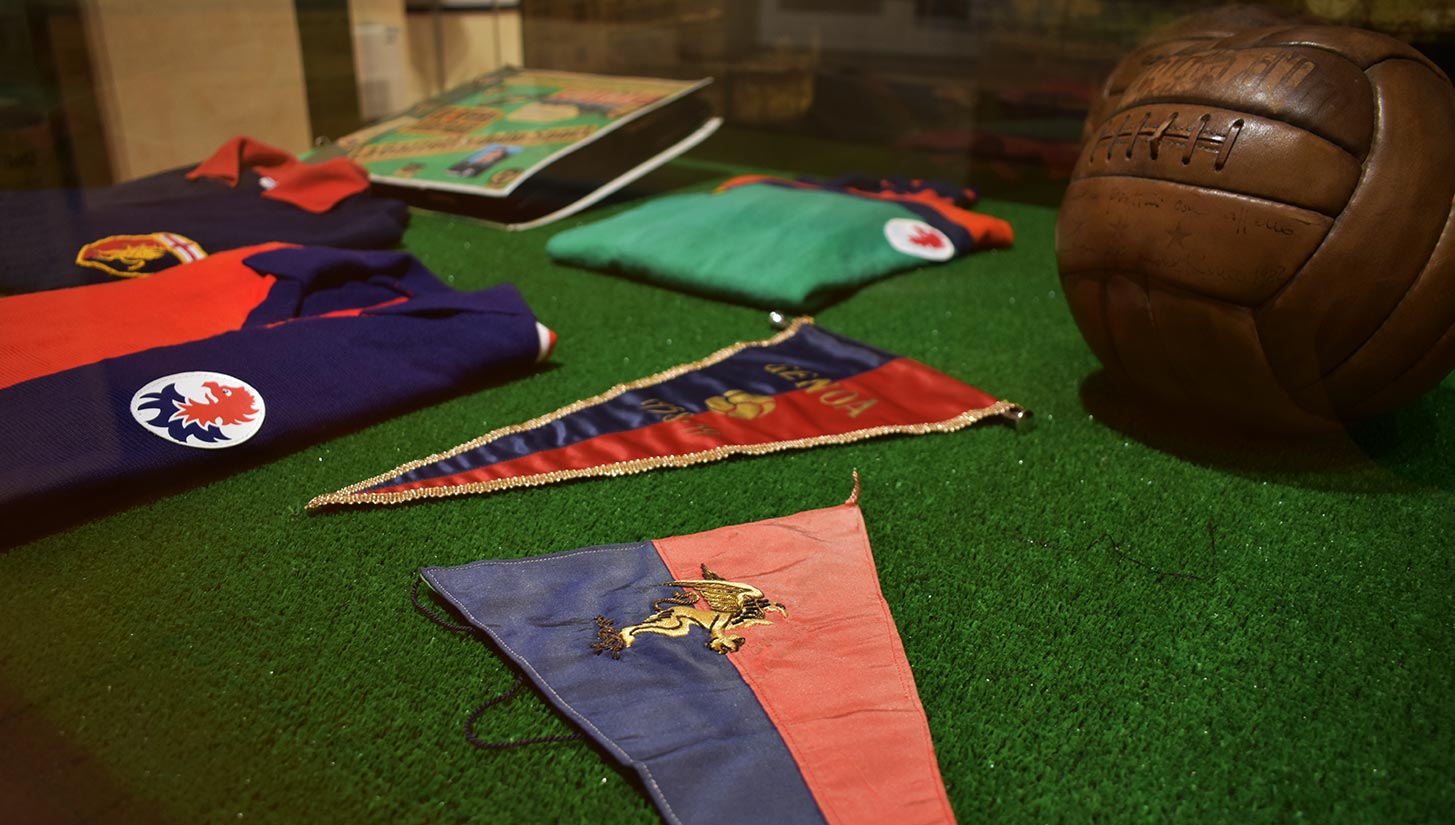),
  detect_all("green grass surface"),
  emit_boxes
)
[3,158,1454,824]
